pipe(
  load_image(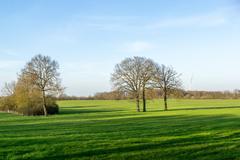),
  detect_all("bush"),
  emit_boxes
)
[13,80,59,116]
[17,105,41,116]
[16,103,59,116]
[15,96,59,116]
[46,98,59,115]
[0,96,17,112]
[46,103,59,115]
